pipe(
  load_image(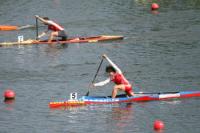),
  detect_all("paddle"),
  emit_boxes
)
[135,91,179,94]
[35,17,39,40]
[133,86,179,94]
[85,58,104,96]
